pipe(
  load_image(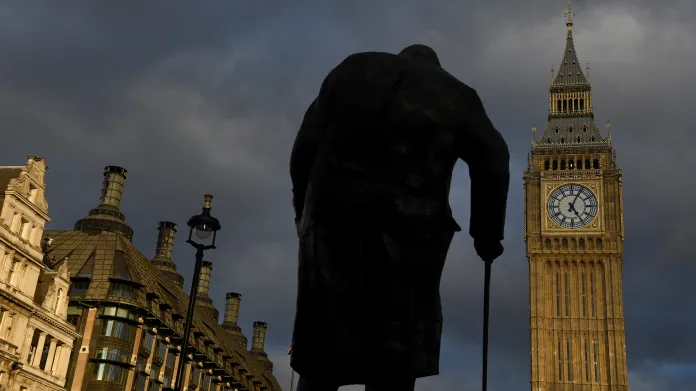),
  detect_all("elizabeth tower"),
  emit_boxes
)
[524,3,629,390]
